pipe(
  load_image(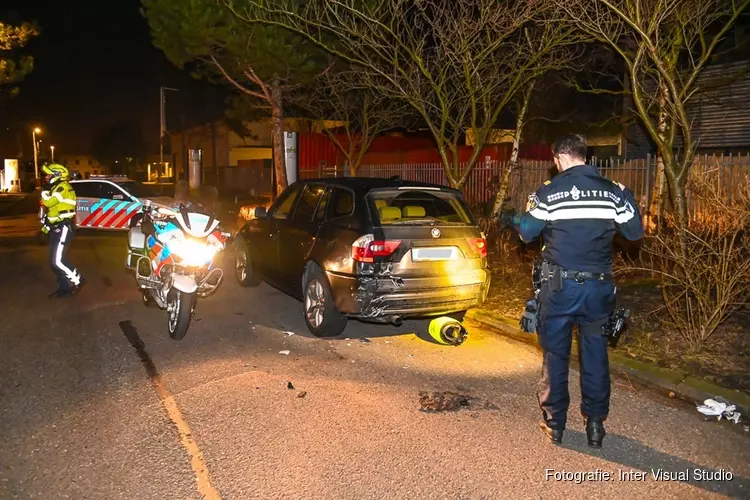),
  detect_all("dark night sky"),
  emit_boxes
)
[2,0,193,157]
